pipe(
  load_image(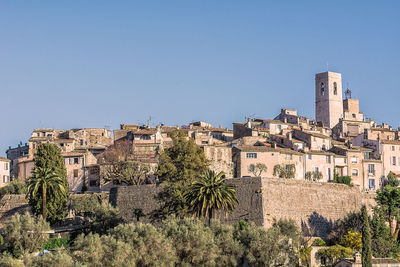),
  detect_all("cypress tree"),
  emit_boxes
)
[29,143,69,222]
[361,205,372,267]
